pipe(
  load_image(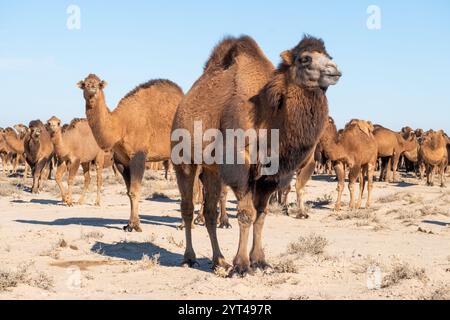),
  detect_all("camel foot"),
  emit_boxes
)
[94,201,101,207]
[181,258,199,268]
[218,221,232,229]
[230,257,253,278]
[295,212,309,219]
[212,257,232,271]
[282,207,289,216]
[251,260,273,273]
[123,224,142,232]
